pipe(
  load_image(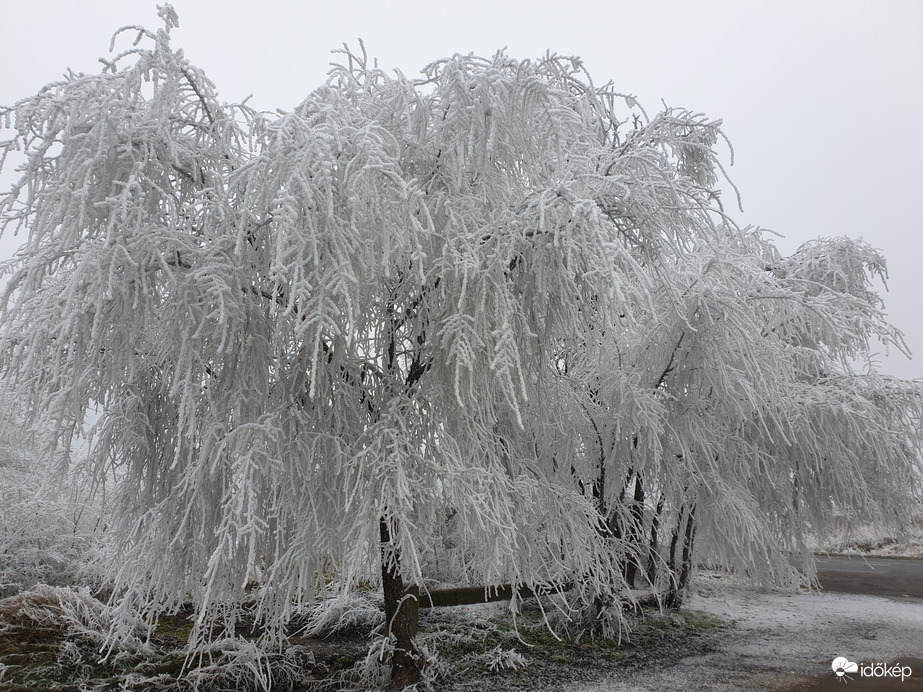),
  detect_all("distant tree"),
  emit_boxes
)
[2,6,921,689]
[0,393,105,598]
